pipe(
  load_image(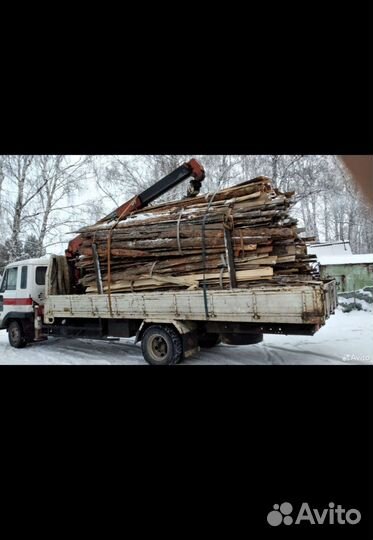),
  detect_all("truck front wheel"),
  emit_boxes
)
[8,321,28,349]
[141,325,183,365]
